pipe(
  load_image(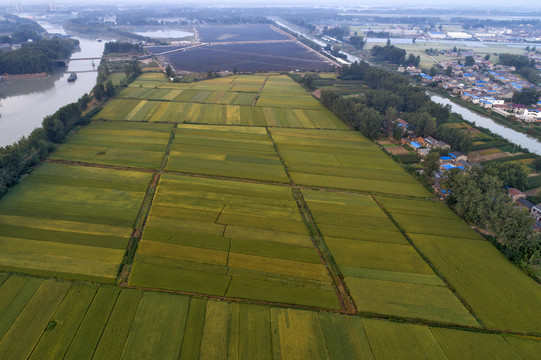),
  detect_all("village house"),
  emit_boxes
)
[531,204,541,222]
[508,188,527,203]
